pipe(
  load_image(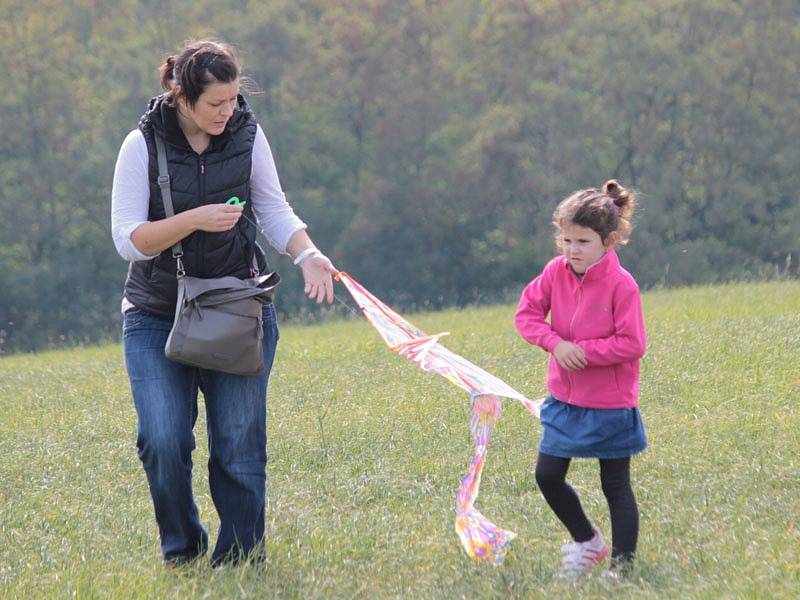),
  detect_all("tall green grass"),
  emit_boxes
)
[1,281,798,598]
